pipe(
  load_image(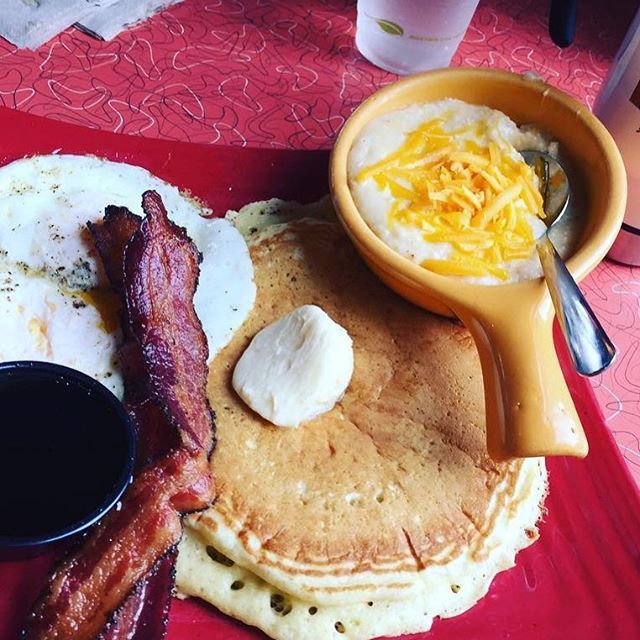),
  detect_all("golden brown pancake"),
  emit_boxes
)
[176,198,546,639]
